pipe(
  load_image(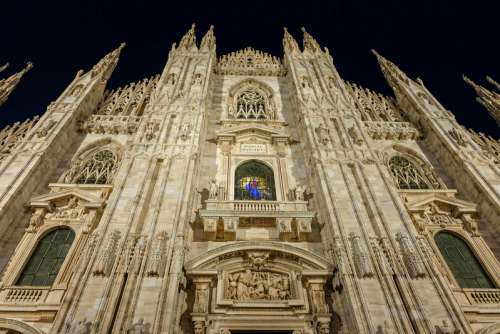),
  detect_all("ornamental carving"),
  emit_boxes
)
[45,196,87,220]
[216,47,286,76]
[0,116,39,161]
[349,232,374,279]
[396,232,426,279]
[448,127,467,147]
[225,269,291,301]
